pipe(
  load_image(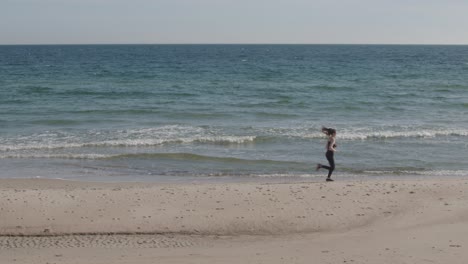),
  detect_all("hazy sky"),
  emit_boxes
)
[1,0,467,44]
